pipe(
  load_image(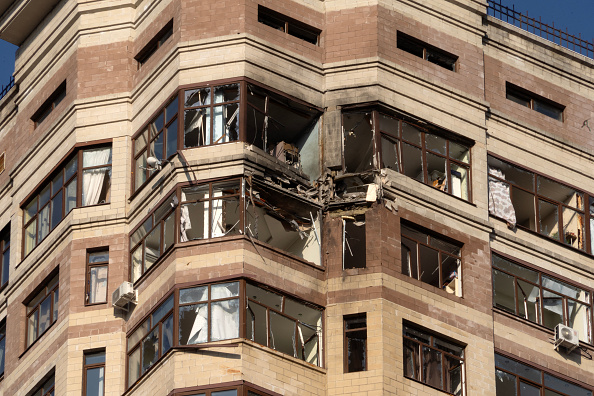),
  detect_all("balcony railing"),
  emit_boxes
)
[487,0,594,59]
[0,76,14,101]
